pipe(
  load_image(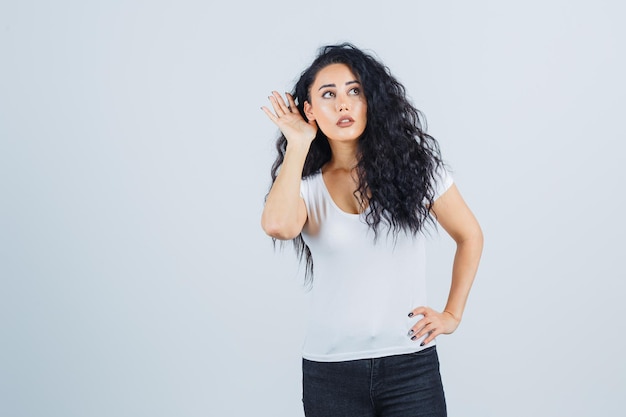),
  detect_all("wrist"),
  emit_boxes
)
[443,310,460,322]
[285,139,312,154]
